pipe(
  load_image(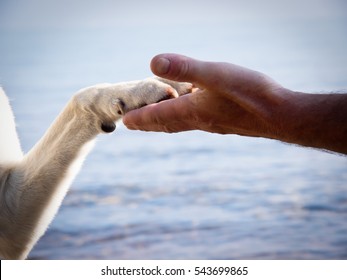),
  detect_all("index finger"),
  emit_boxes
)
[123,94,196,133]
